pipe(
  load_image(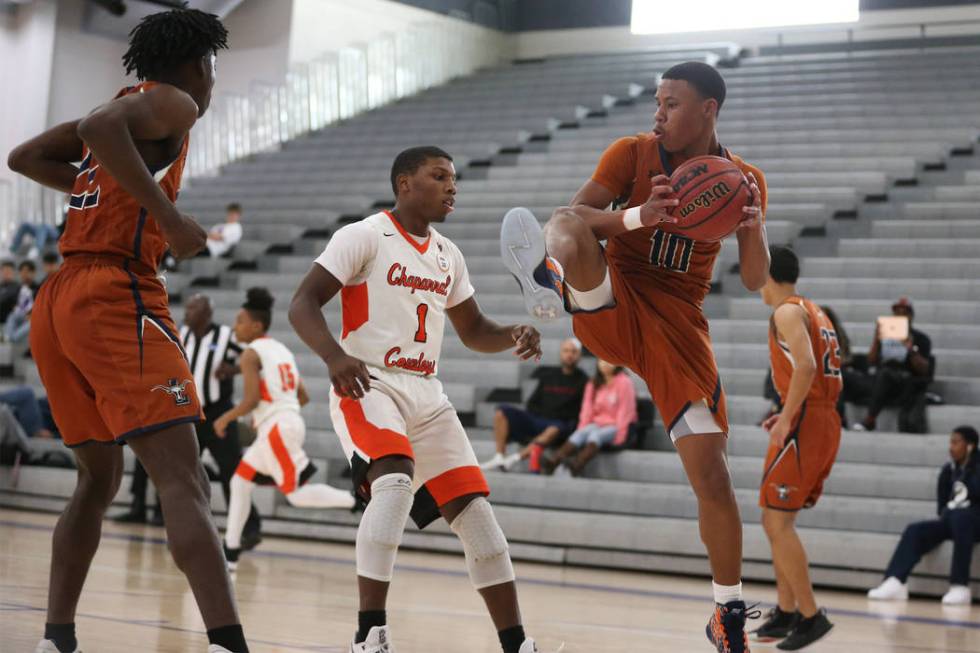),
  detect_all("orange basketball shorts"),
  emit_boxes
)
[29,255,202,447]
[571,263,728,437]
[760,402,841,511]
